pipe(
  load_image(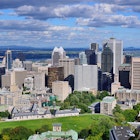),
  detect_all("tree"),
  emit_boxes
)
[78,128,89,139]
[113,104,122,114]
[96,91,109,100]
[123,109,137,122]
[114,112,126,125]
